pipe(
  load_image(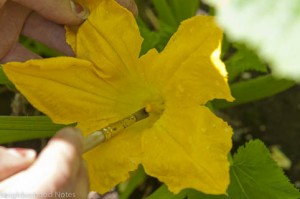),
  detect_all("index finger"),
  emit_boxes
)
[11,0,89,25]
[28,127,84,188]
